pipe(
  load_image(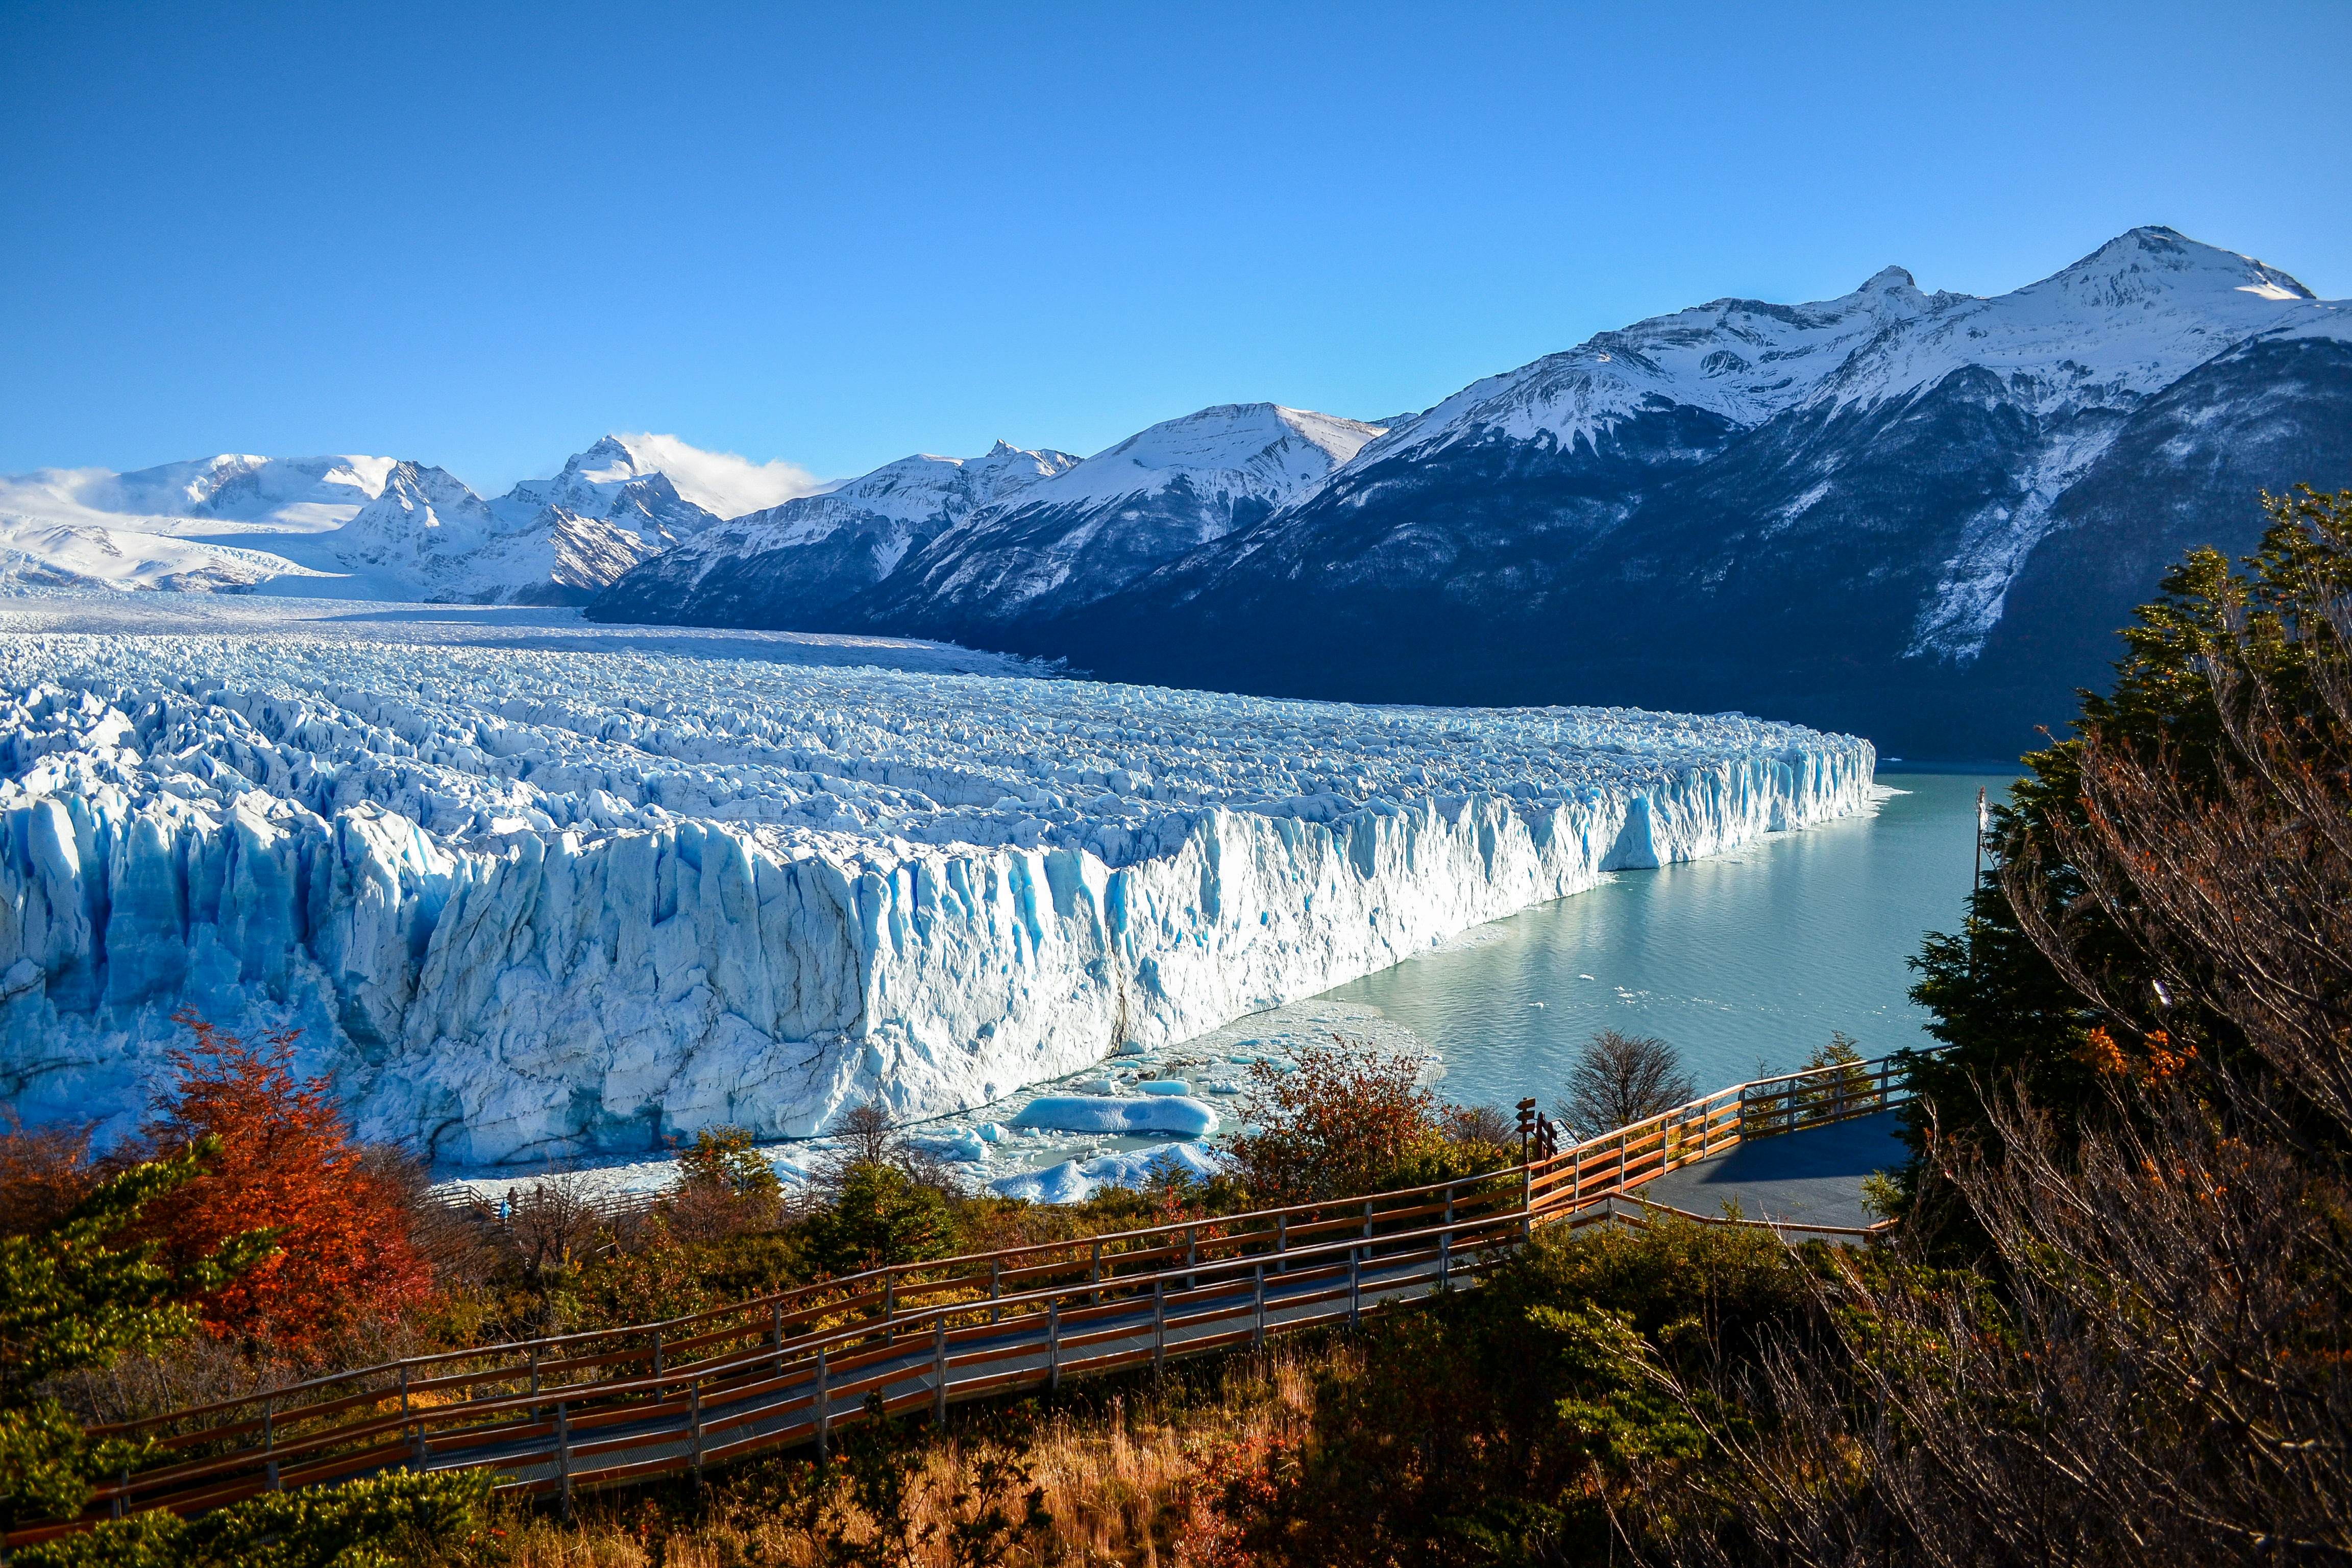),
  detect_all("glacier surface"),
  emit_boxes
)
[0,597,1872,1166]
